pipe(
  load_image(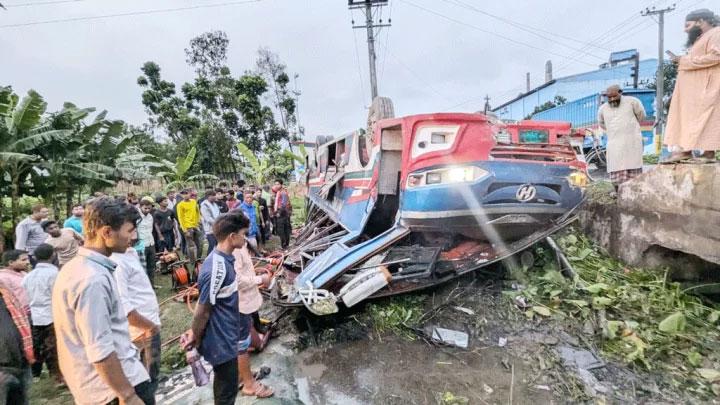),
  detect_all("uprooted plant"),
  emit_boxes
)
[505,230,720,399]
